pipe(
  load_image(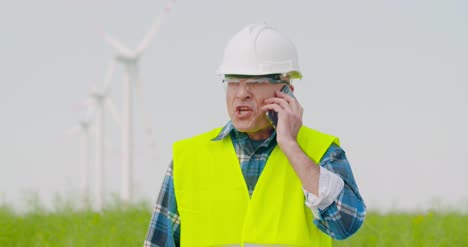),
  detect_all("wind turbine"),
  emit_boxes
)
[68,104,93,208]
[86,60,121,210]
[102,0,176,203]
